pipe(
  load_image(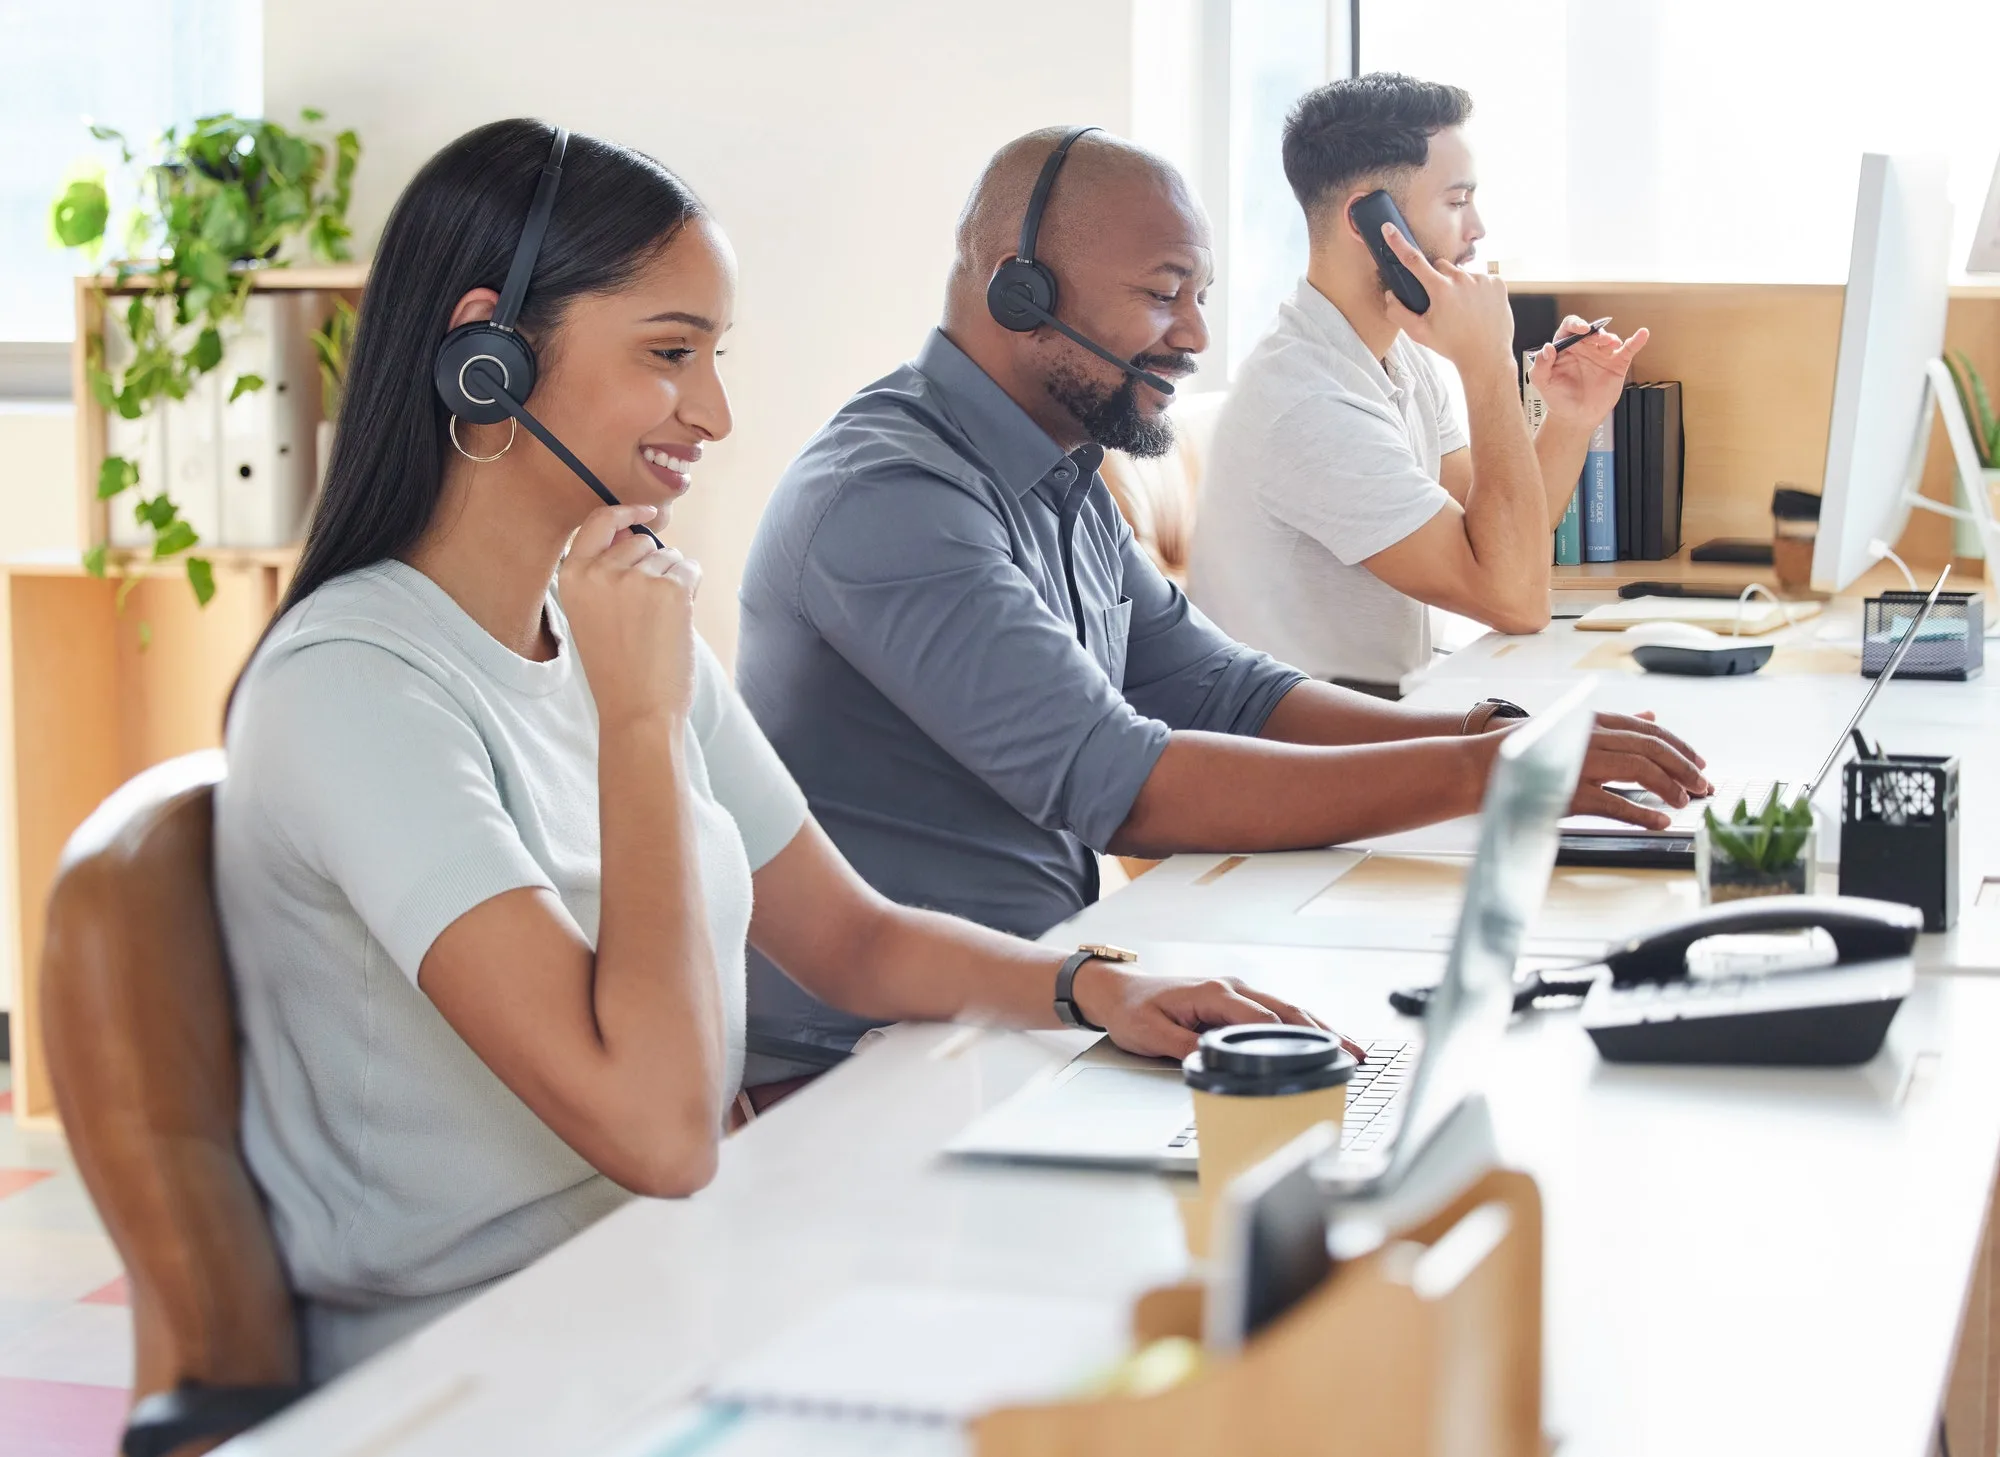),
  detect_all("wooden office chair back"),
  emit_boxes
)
[1100,390,1227,584]
[39,751,301,1433]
